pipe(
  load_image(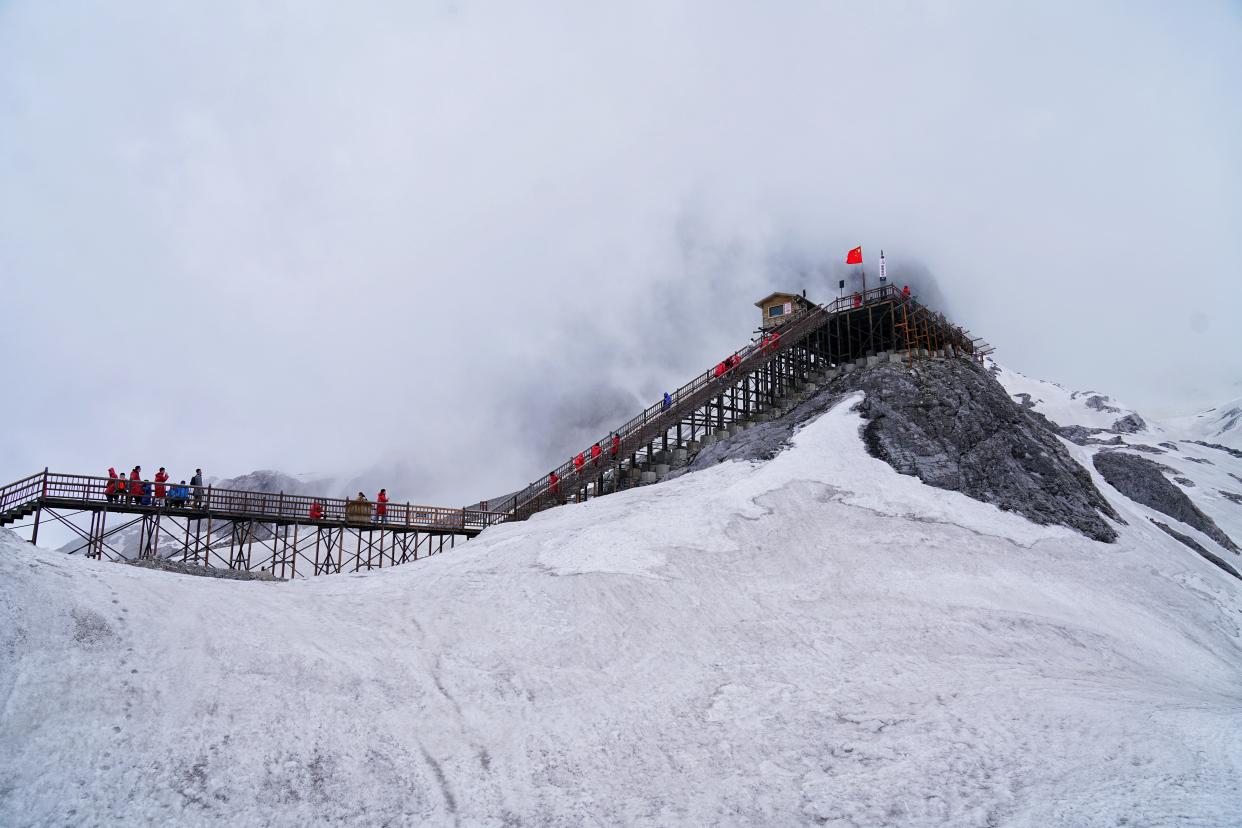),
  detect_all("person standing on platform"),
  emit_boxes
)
[105,467,120,503]
[591,443,602,468]
[129,466,142,505]
[191,469,204,509]
[376,489,389,523]
[573,452,585,476]
[662,392,672,411]
[902,284,911,299]
[154,467,169,505]
[611,433,621,460]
